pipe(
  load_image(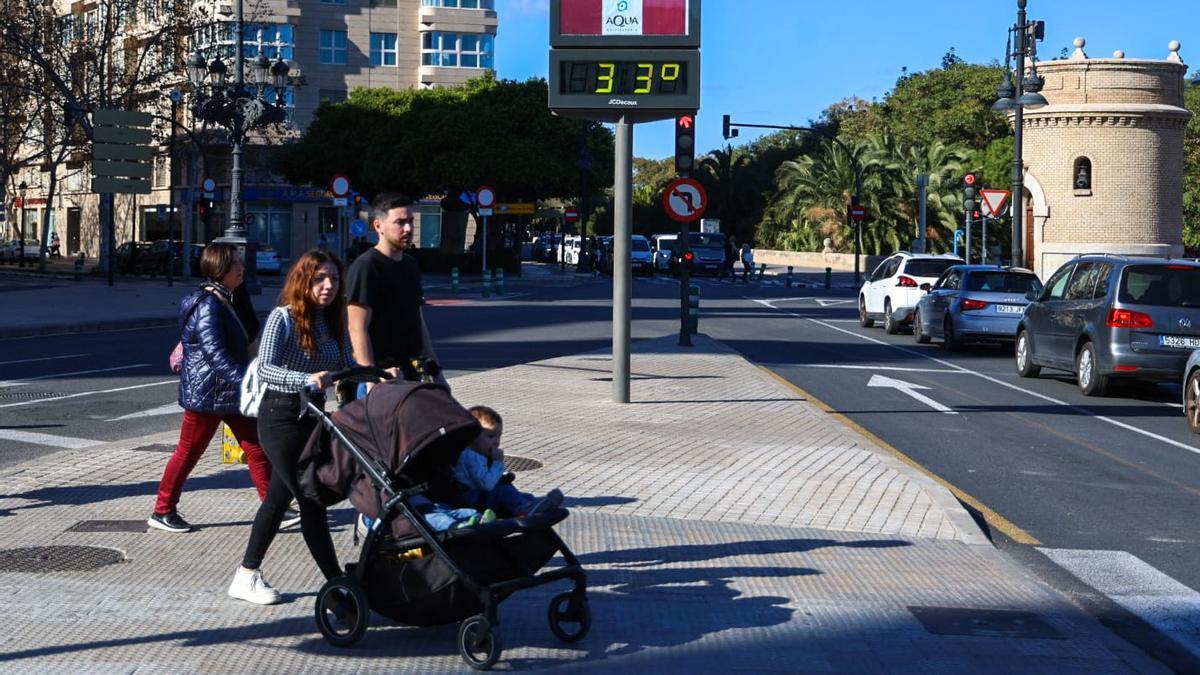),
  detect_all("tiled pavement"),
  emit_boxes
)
[0,335,1165,673]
